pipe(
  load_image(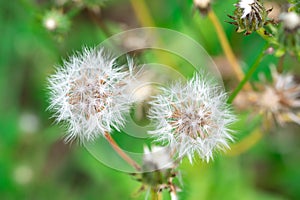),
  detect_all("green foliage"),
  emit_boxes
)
[1,0,300,200]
